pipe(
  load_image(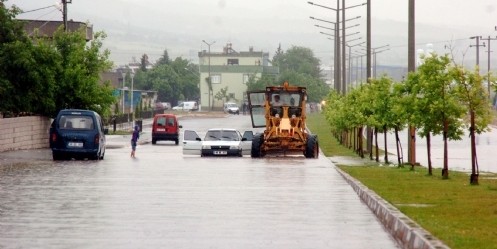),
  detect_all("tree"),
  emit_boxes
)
[214,86,230,106]
[146,64,182,105]
[406,54,466,178]
[273,46,321,79]
[270,45,329,102]
[0,5,114,118]
[277,71,329,103]
[246,73,276,91]
[170,57,199,101]
[156,49,170,66]
[140,53,149,71]
[0,4,56,116]
[51,29,115,117]
[451,66,492,184]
